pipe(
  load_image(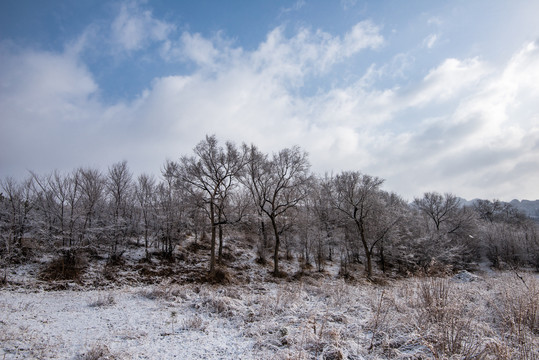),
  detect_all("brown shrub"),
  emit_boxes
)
[40,249,86,281]
[205,268,232,284]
